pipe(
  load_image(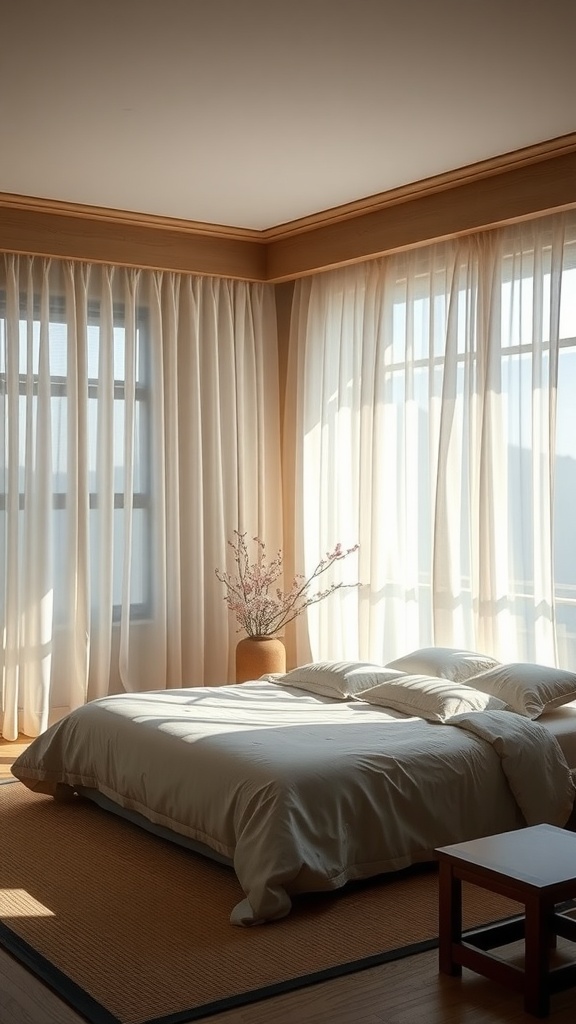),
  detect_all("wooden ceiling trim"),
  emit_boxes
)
[0,192,262,241]
[266,147,576,281]
[1,133,575,282]
[262,132,576,241]
[0,202,266,282]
